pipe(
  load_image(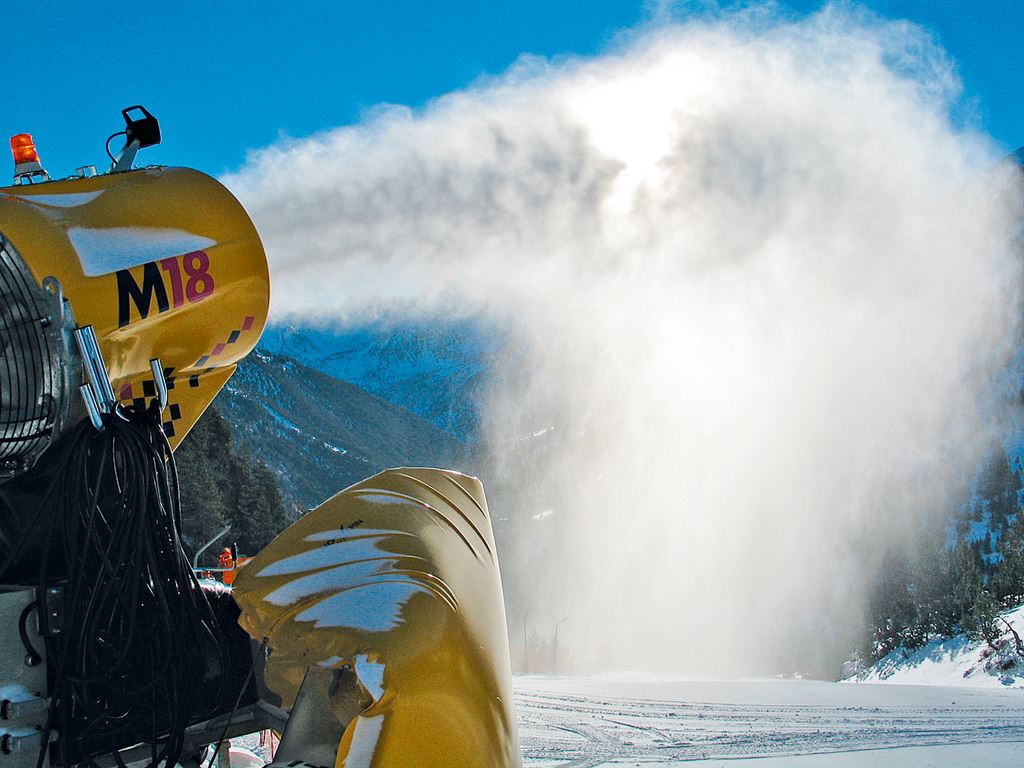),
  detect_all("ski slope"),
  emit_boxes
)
[515,675,1024,767]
